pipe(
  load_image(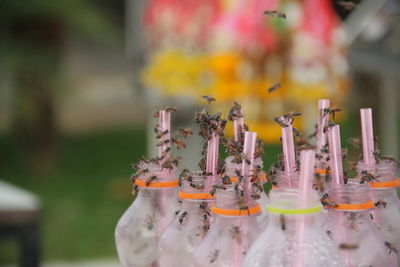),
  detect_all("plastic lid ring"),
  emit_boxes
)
[135,179,179,188]
[211,203,261,216]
